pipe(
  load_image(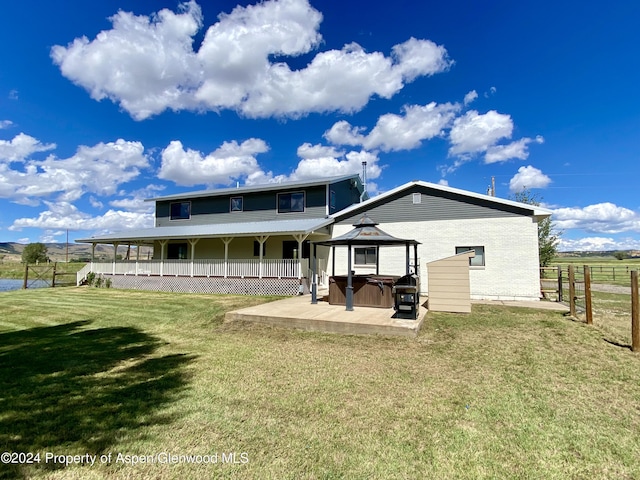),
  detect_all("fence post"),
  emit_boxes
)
[632,270,639,353]
[52,262,57,288]
[568,265,576,317]
[584,265,593,325]
[23,263,28,289]
[557,266,563,303]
